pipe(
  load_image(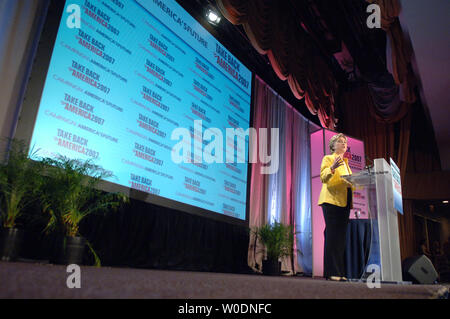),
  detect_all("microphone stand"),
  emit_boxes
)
[365,156,373,174]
